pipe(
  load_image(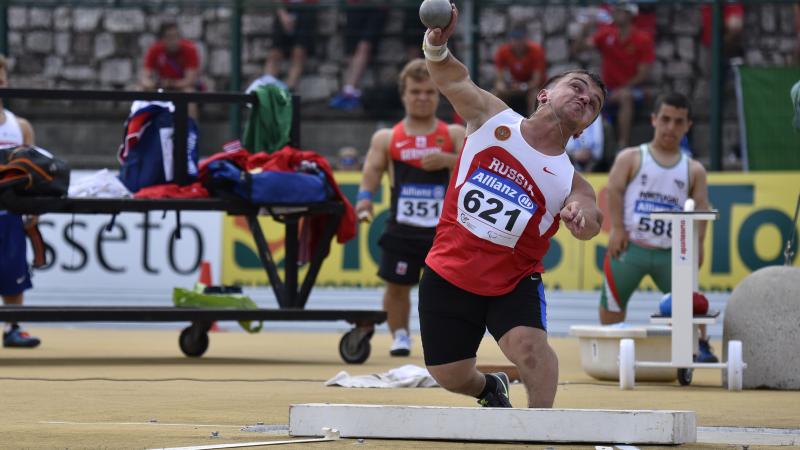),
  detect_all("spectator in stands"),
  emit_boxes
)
[141,21,205,119]
[329,3,390,110]
[0,55,41,349]
[264,1,317,91]
[140,21,201,93]
[573,2,655,150]
[700,3,744,64]
[493,25,547,116]
[565,115,604,172]
[335,146,361,171]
